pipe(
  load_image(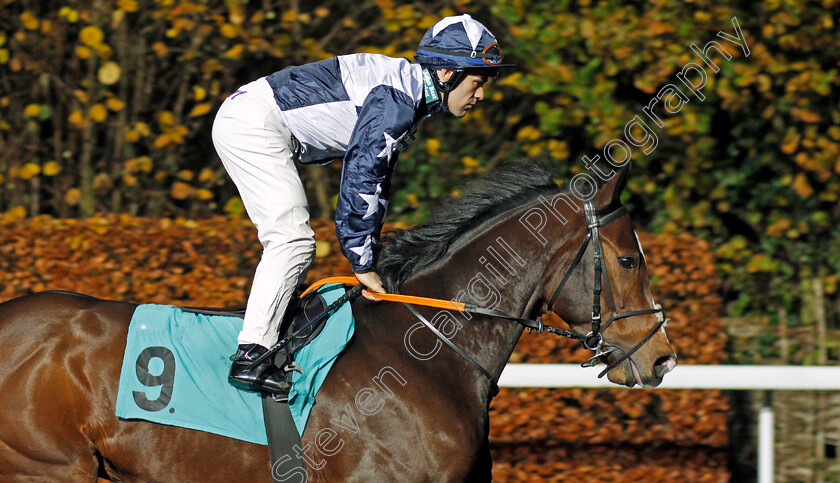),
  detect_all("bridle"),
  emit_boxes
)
[401,199,669,396]
[544,200,668,378]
